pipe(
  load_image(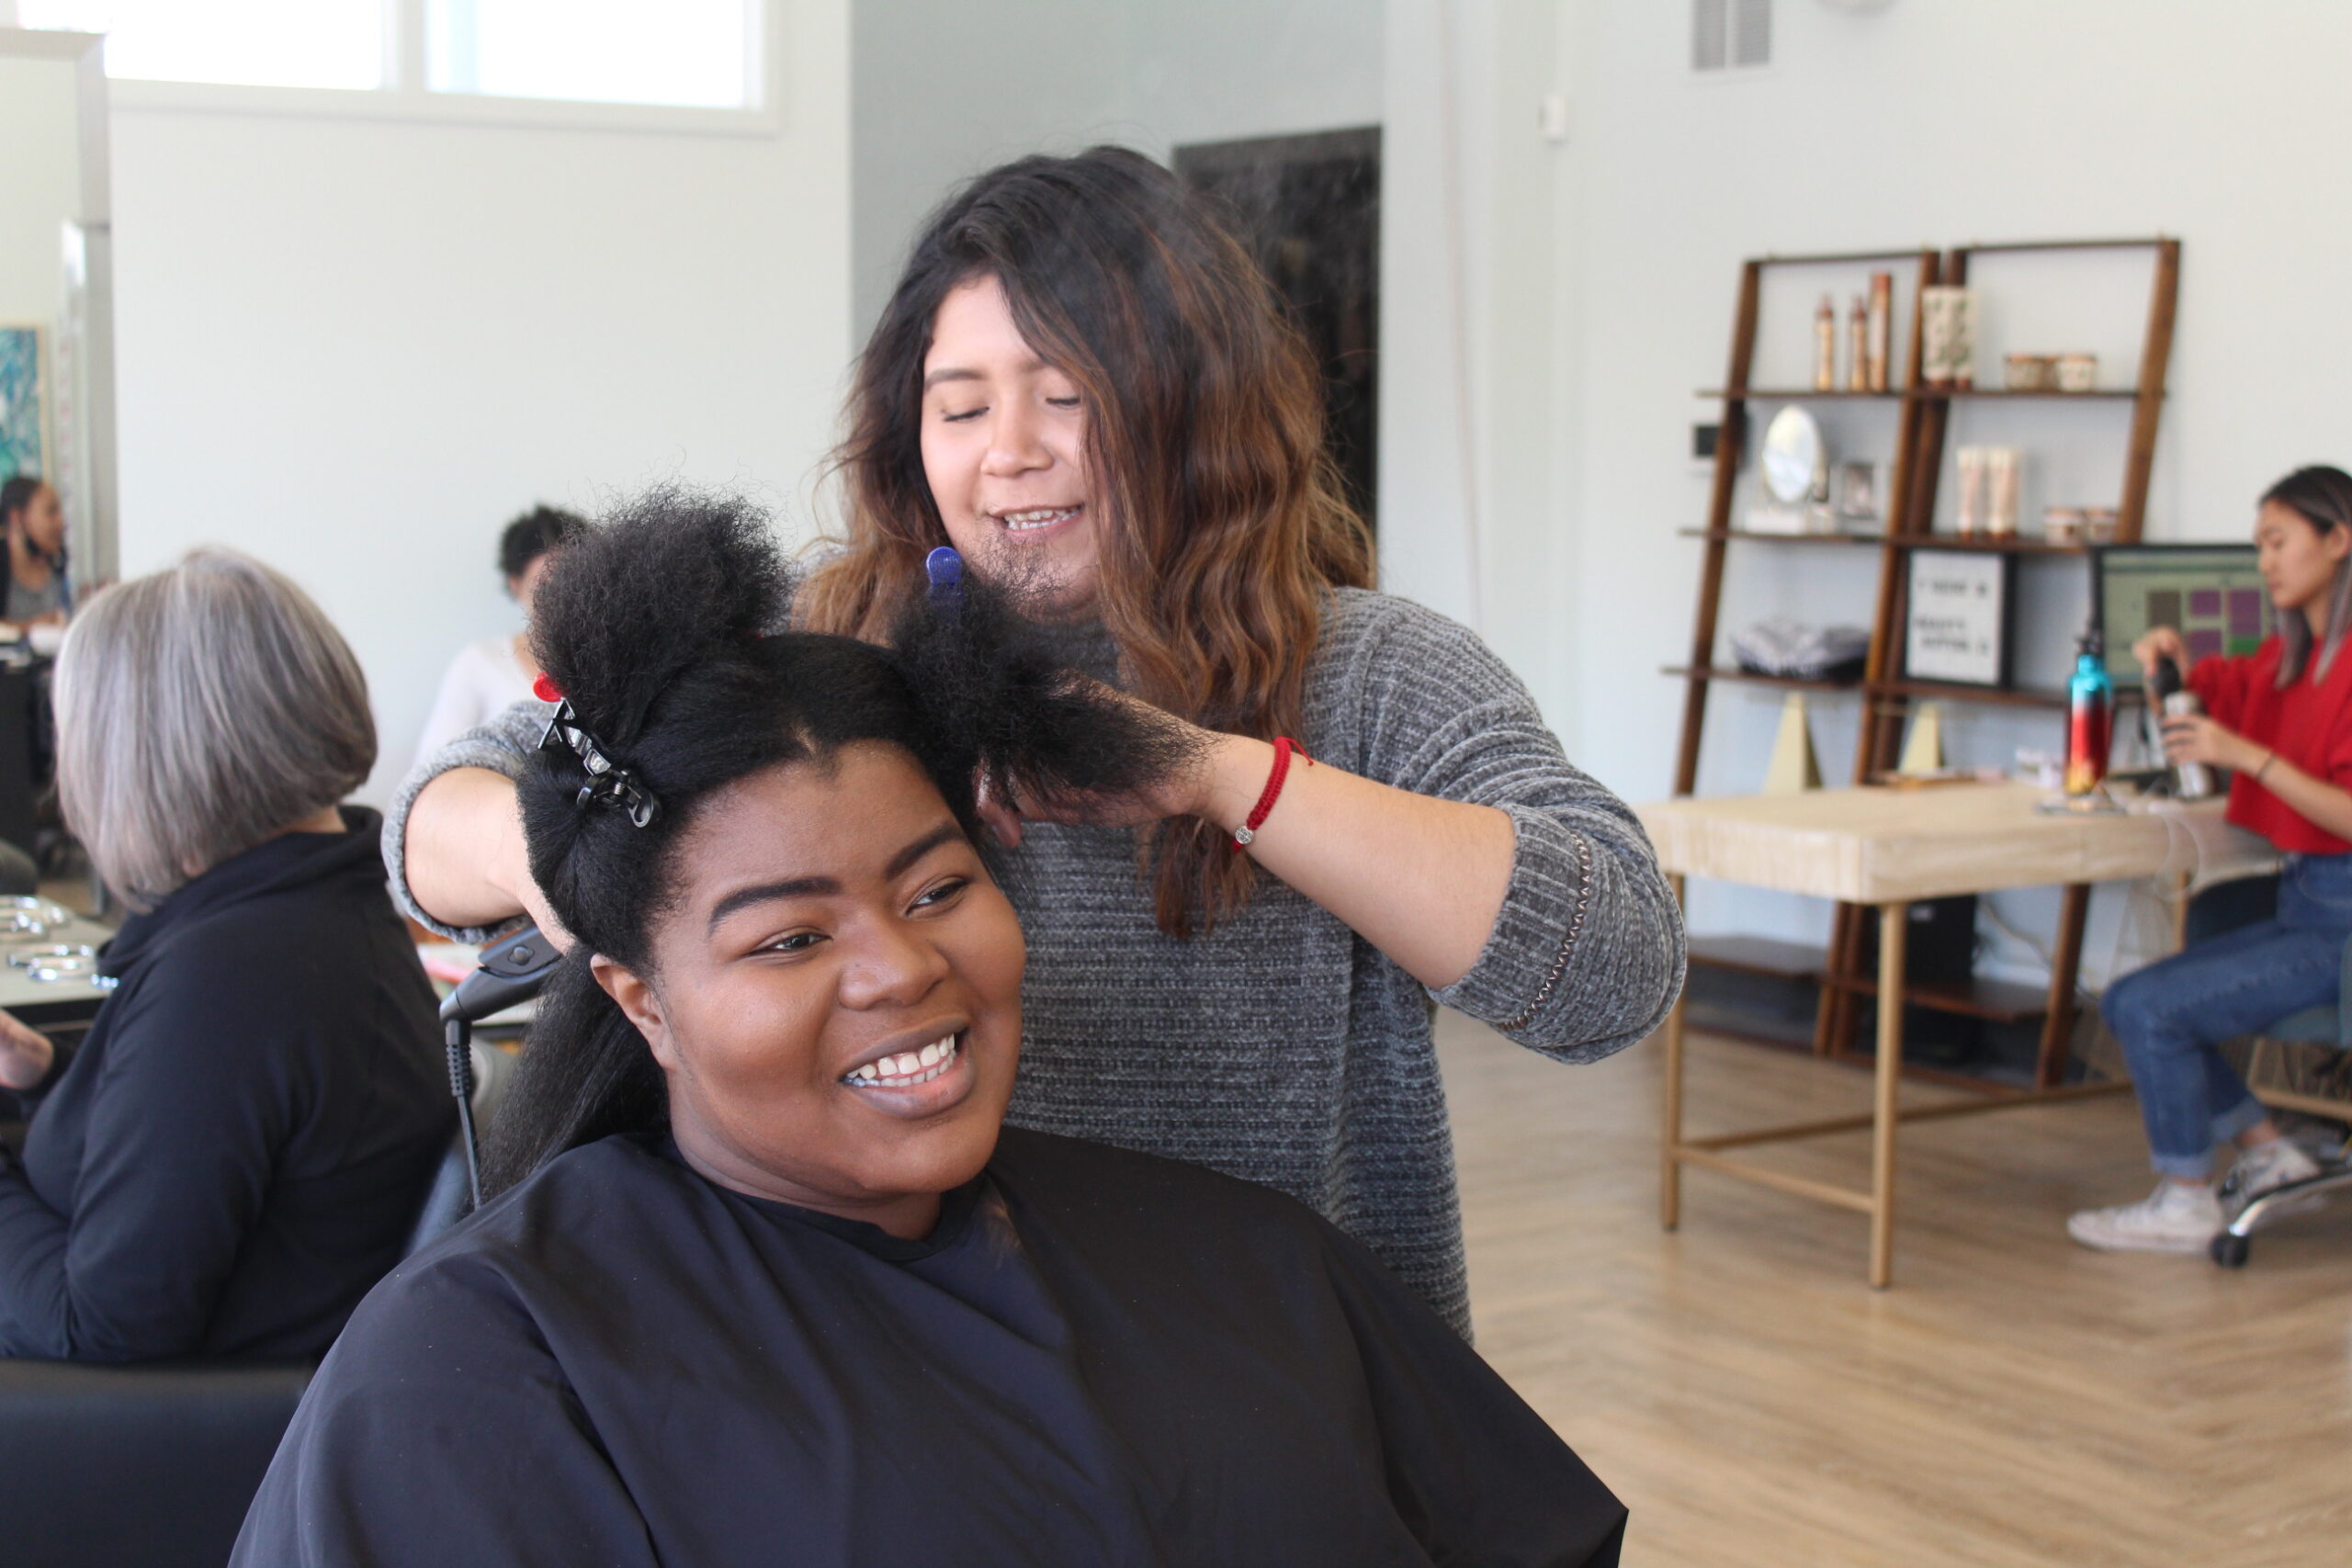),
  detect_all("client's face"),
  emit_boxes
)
[599,741,1024,1238]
